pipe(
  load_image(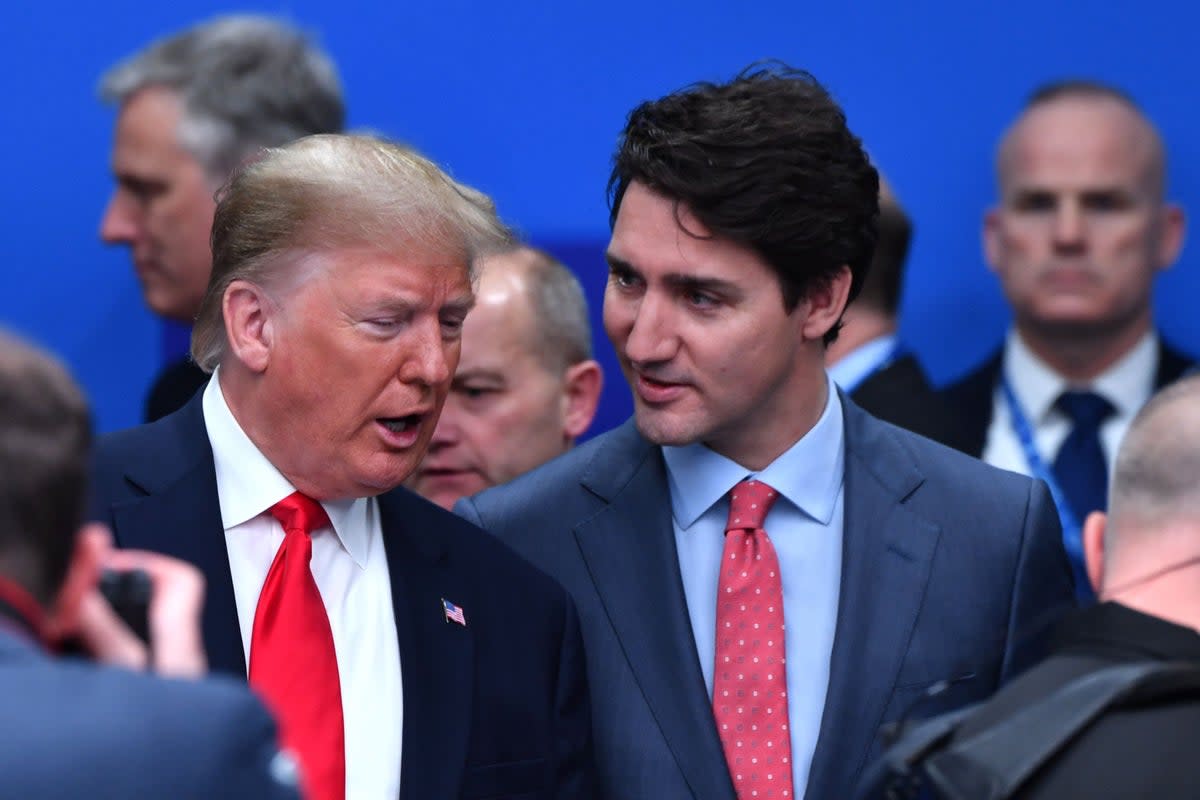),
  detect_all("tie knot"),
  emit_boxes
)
[726,479,779,531]
[1055,390,1115,430]
[269,492,330,538]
